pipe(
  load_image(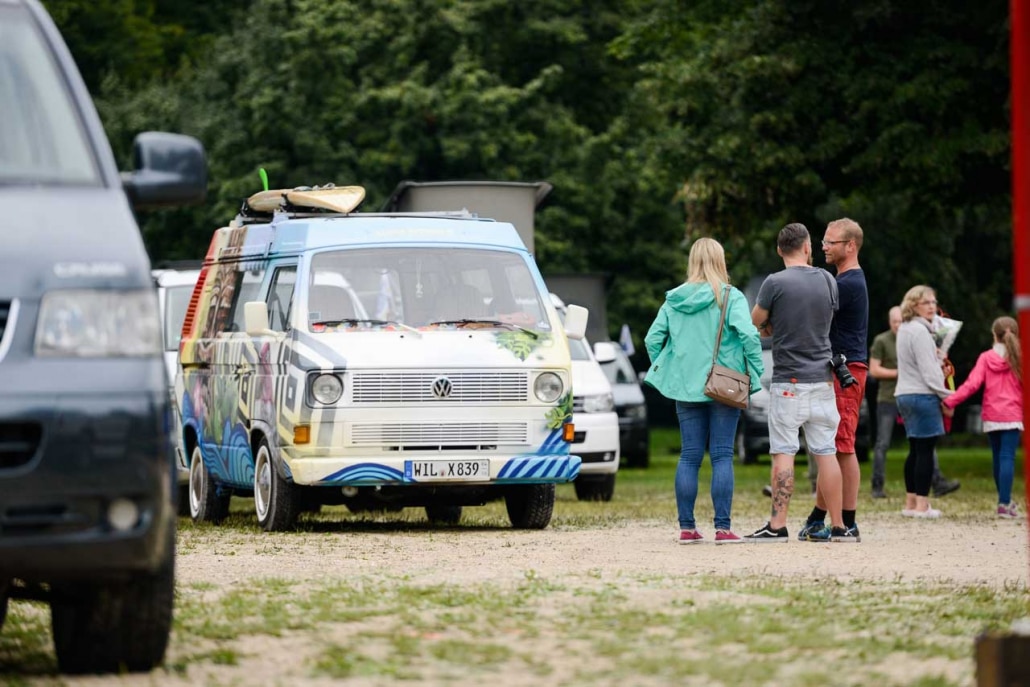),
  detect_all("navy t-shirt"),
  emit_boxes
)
[829,268,869,364]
